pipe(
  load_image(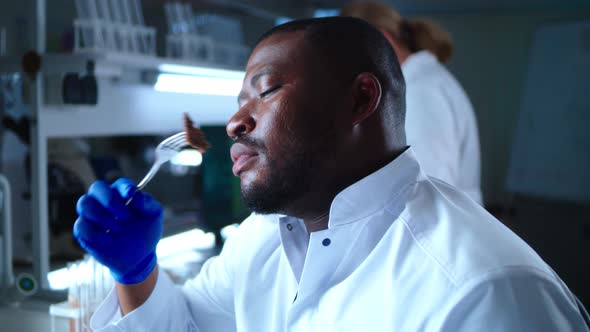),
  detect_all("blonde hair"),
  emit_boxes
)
[341,1,454,63]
